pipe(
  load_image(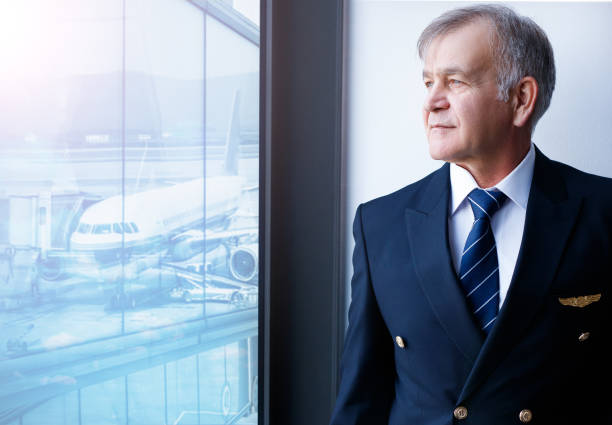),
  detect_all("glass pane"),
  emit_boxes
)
[21,391,79,425]
[121,0,206,332]
[0,2,259,424]
[127,366,165,425]
[0,0,124,348]
[224,0,260,26]
[205,15,259,319]
[81,377,127,425]
[199,342,254,424]
[166,357,199,424]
